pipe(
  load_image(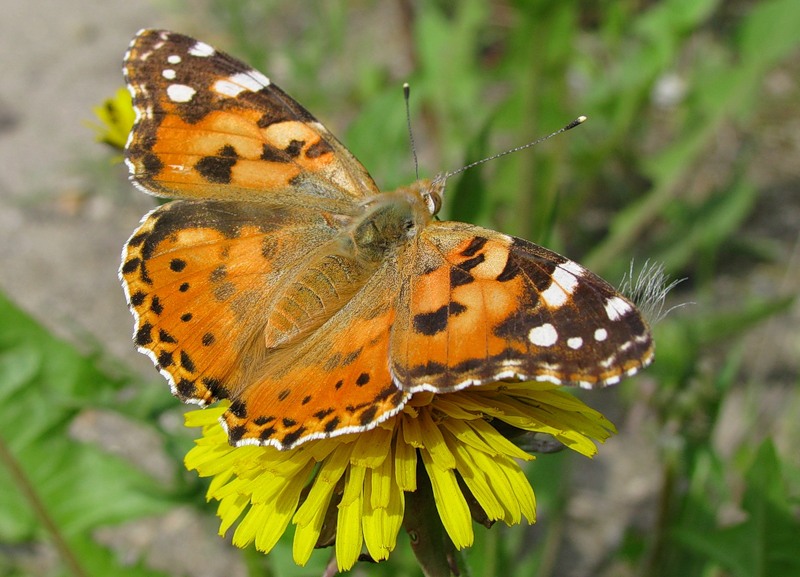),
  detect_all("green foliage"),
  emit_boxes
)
[0,293,176,577]
[6,0,798,576]
[672,441,800,577]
